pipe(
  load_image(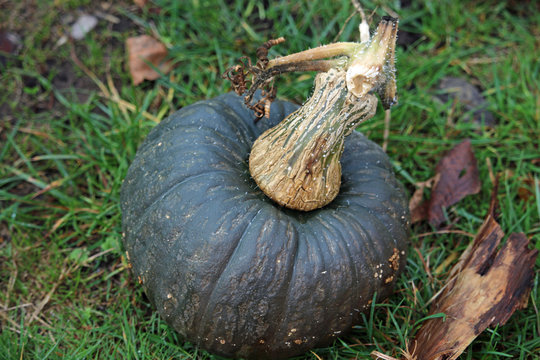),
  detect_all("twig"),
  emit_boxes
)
[0,303,32,312]
[371,350,399,360]
[35,313,53,329]
[107,73,129,119]
[332,11,358,42]
[434,251,459,275]
[413,229,475,239]
[100,93,160,123]
[82,248,114,266]
[414,247,433,284]
[0,311,23,332]
[485,157,495,186]
[380,5,399,19]
[411,280,419,307]
[69,43,109,96]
